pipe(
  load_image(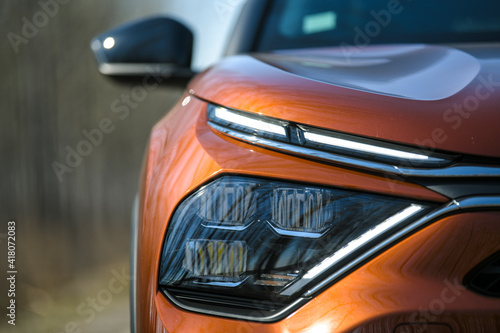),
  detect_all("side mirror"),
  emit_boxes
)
[91,16,194,81]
